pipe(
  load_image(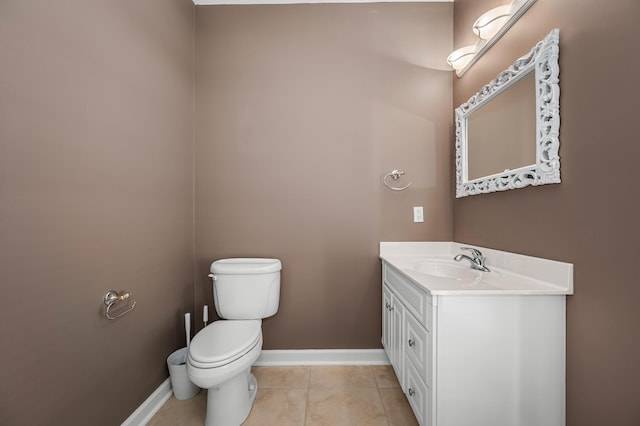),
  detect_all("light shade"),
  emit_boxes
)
[446,45,477,72]
[472,5,512,40]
